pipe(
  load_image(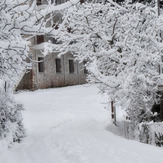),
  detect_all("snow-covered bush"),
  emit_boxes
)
[47,1,163,123]
[0,81,25,144]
